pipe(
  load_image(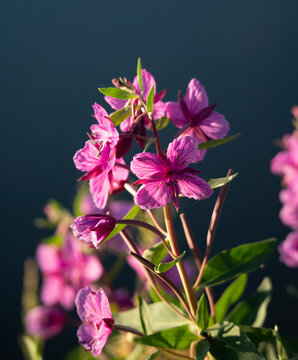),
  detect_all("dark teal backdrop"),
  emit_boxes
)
[2,0,298,358]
